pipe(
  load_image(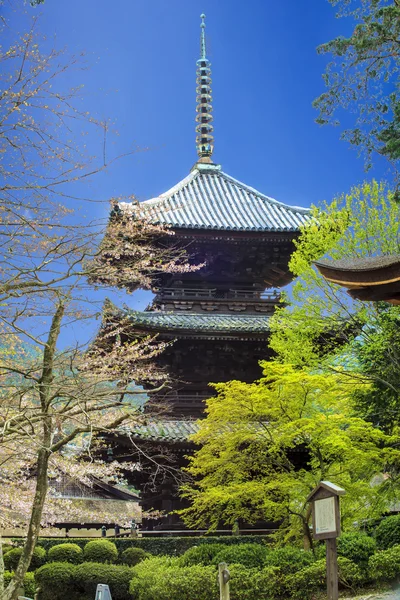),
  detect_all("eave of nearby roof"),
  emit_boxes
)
[128,420,199,443]
[125,310,271,335]
[120,163,310,233]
